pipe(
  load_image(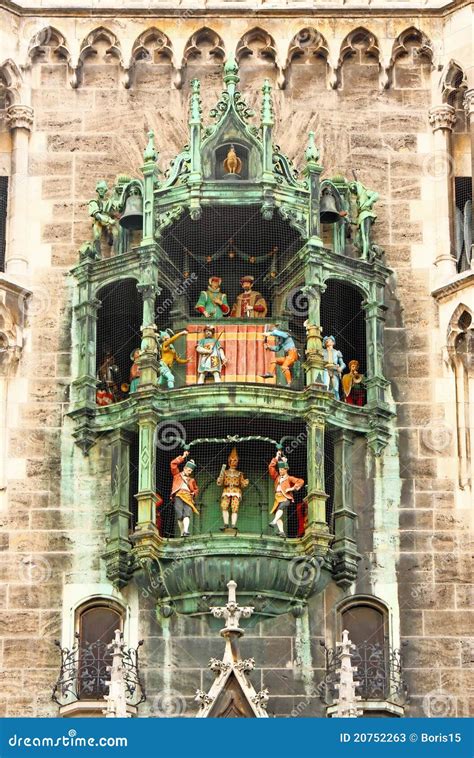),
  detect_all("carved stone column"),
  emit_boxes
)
[300,242,326,387]
[135,409,158,532]
[304,412,329,535]
[331,429,360,587]
[362,297,388,407]
[103,429,133,587]
[5,105,34,277]
[428,105,457,280]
